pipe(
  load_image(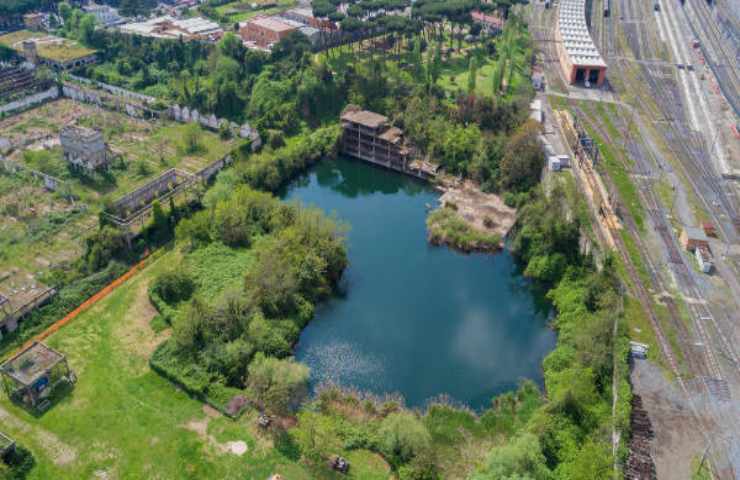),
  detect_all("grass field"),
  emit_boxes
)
[214,0,296,23]
[0,251,391,479]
